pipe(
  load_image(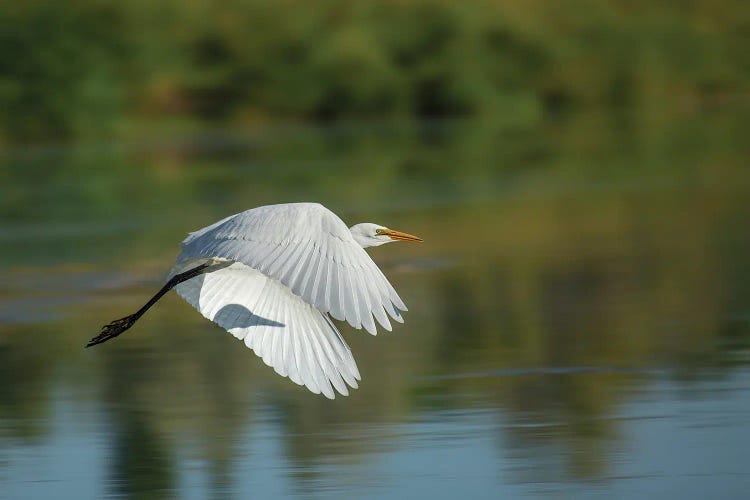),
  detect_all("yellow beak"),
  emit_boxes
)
[382,228,423,242]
